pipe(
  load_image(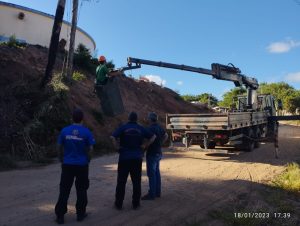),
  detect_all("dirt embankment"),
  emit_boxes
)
[0,44,208,159]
